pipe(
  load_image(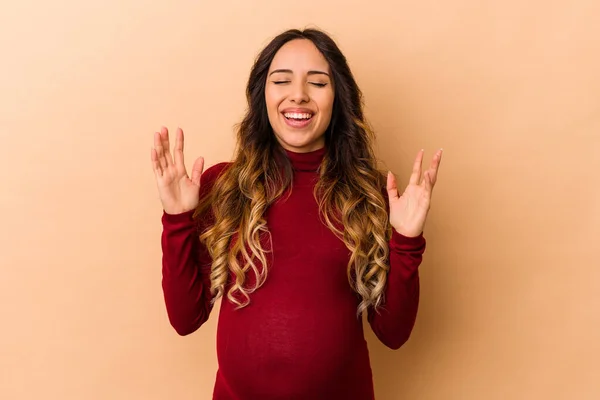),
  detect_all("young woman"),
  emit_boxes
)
[151,28,442,400]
